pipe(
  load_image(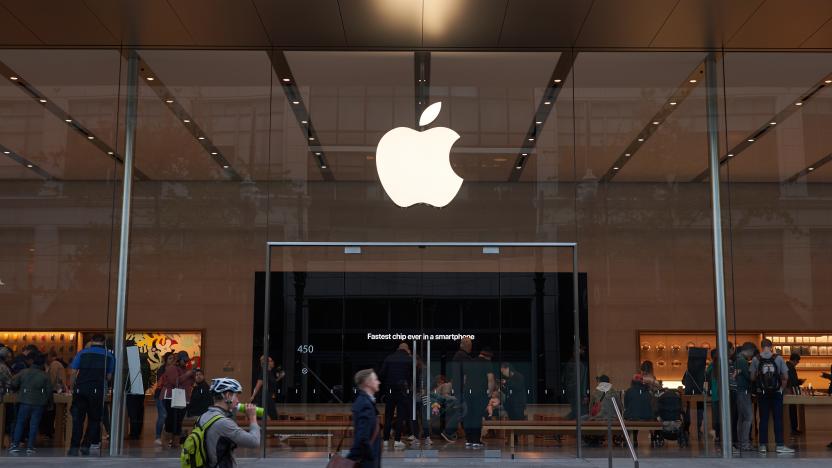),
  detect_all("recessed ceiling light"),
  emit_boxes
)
[544,101,551,105]
[9,76,18,81]
[727,153,734,158]
[321,165,327,169]
[2,151,9,154]
[211,151,218,155]
[282,78,291,82]
[301,120,308,124]
[198,136,205,140]
[637,138,644,142]
[553,79,562,83]
[769,121,776,125]
[223,165,229,169]
[165,99,174,104]
[535,121,542,125]
[653,121,659,125]
[808,167,815,171]
[146,76,155,81]
[795,102,803,106]
[39,99,47,103]
[107,151,114,155]
[689,79,697,83]
[826,80,832,84]
[87,136,94,140]
[516,165,522,170]
[309,137,315,141]
[670,101,677,106]
[613,167,619,170]
[292,101,300,105]
[183,119,190,123]
[64,119,72,123]
[521,153,528,156]
[528,138,534,141]
[747,138,755,142]
[315,152,321,156]
[26,164,33,168]
[624,153,631,157]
